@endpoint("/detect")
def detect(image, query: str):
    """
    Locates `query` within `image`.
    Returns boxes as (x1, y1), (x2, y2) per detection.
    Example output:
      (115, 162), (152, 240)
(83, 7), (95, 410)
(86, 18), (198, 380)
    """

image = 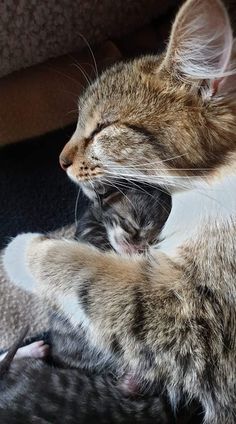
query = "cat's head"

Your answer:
(60, 0), (236, 194)
(101, 188), (171, 255)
